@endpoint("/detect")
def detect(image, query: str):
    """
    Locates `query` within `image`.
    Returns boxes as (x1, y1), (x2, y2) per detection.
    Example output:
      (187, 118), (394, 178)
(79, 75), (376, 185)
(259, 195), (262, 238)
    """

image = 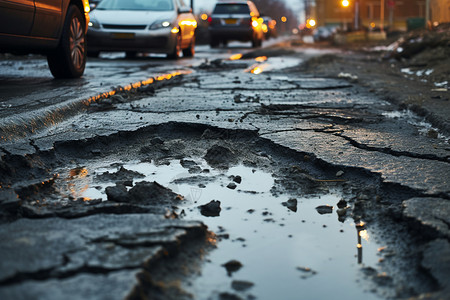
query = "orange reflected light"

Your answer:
(84, 71), (190, 108)
(255, 56), (267, 62)
(370, 22), (376, 28)
(207, 231), (218, 246)
(357, 243), (362, 248)
(262, 24), (268, 33)
(229, 53), (243, 60)
(171, 27), (180, 34)
(83, 0), (90, 13)
(359, 229), (370, 242)
(251, 67), (263, 75)
(356, 221), (366, 228)
(180, 20), (197, 28)
(252, 18), (259, 28)
(69, 168), (88, 179)
(306, 19), (316, 28)
(248, 63), (270, 74)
